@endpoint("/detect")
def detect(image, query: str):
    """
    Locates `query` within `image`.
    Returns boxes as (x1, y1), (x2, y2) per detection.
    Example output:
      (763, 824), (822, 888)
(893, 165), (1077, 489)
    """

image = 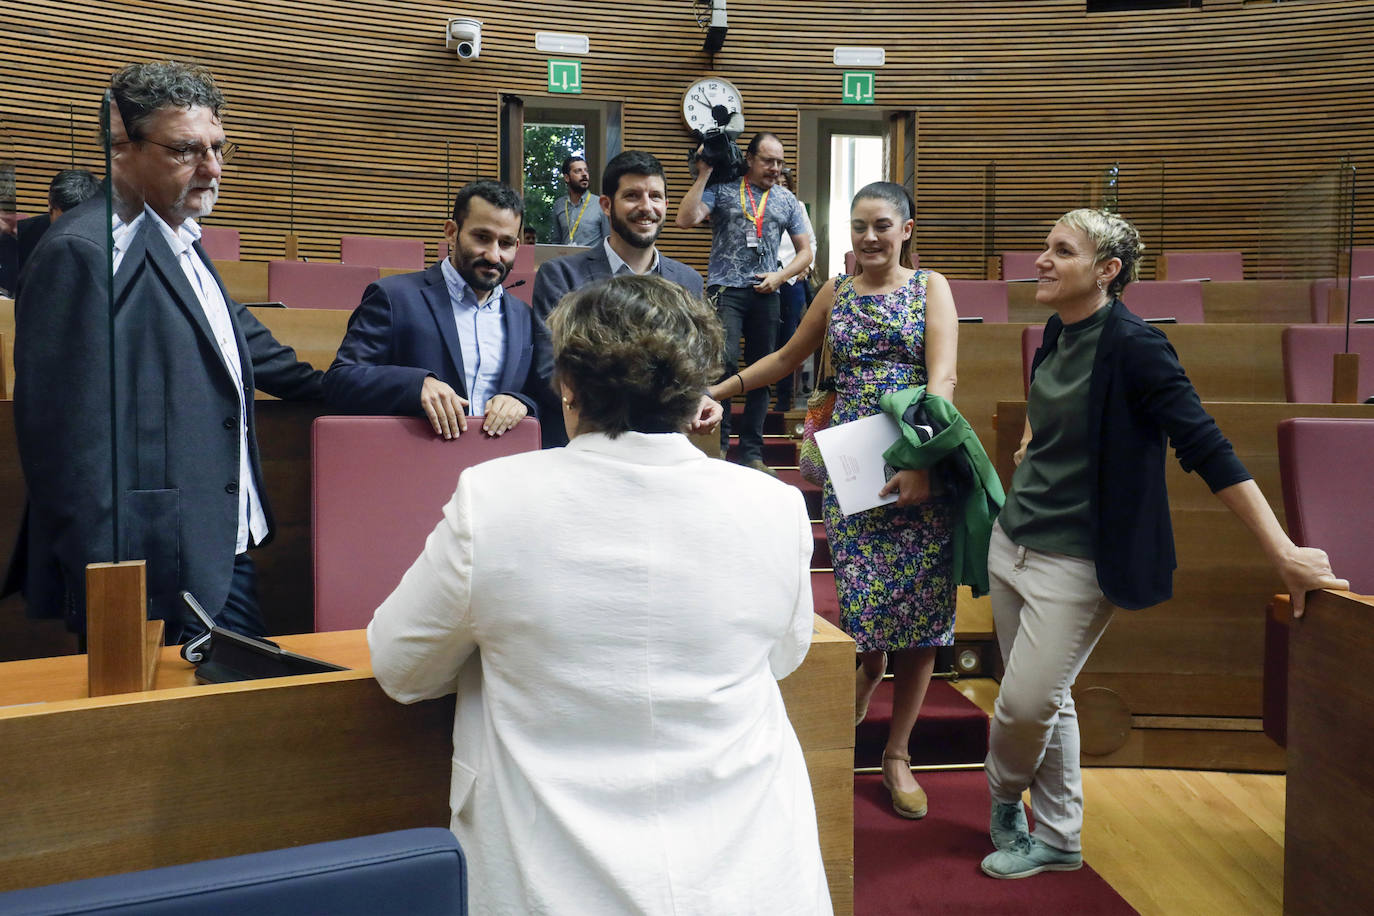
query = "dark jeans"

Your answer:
(775, 280), (808, 409)
(164, 552), (268, 645)
(711, 284), (780, 461)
